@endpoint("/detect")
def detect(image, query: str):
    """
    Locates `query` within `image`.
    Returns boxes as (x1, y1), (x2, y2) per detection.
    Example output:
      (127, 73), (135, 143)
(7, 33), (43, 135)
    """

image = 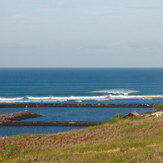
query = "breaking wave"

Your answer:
(91, 89), (139, 95)
(1, 94), (163, 103)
